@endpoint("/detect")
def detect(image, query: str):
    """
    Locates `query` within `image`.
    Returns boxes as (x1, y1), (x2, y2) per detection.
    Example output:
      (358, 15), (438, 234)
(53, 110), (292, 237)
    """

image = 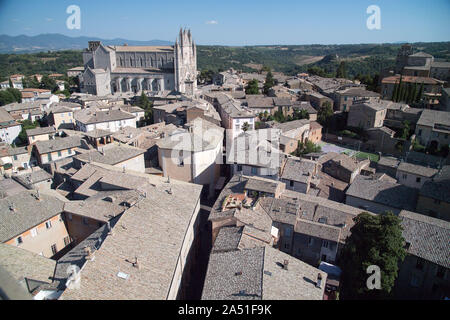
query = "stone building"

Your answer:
(80, 29), (197, 96)
(395, 210), (450, 299)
